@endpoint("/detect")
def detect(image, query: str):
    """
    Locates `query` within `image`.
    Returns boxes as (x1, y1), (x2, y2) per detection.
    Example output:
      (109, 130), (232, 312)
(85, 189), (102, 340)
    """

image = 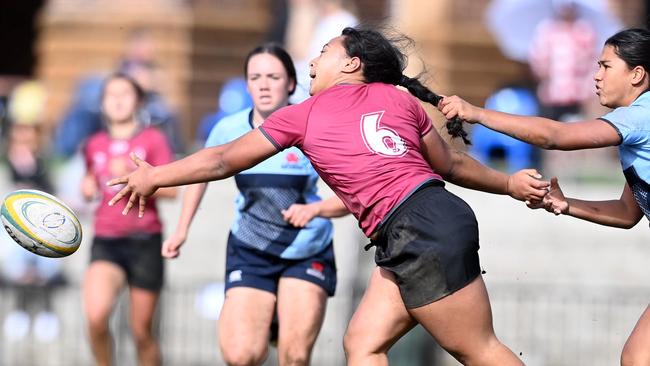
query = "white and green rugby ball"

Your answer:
(1, 189), (82, 258)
